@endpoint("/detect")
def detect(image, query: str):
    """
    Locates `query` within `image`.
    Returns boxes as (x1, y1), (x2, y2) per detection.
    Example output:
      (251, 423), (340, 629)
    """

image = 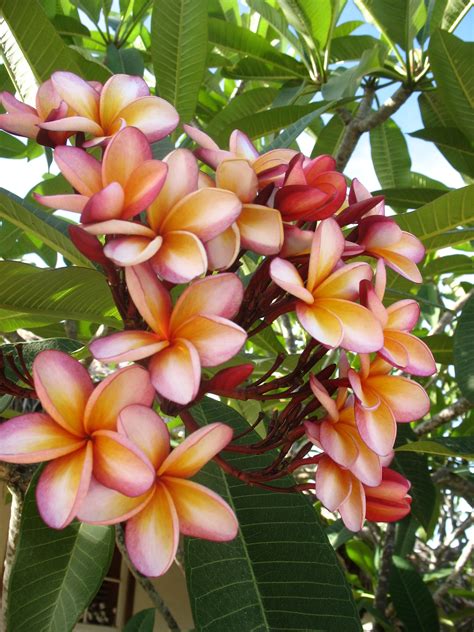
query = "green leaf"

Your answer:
(410, 127), (474, 178)
(454, 293), (474, 402)
(423, 333), (454, 364)
(389, 556), (440, 632)
(106, 44), (144, 76)
(185, 398), (362, 632)
(266, 101), (337, 150)
(312, 113), (346, 157)
(355, 0), (426, 51)
(330, 34), (384, 61)
(1, 338), (82, 383)
(0, 189), (93, 268)
(151, 0), (208, 123)
(326, 520), (354, 550)
(123, 608), (156, 632)
(429, 30), (474, 143)
(279, 0), (333, 49)
(208, 17), (306, 78)
(247, 0), (306, 58)
(251, 326), (285, 354)
(372, 187), (446, 209)
(323, 44), (387, 100)
(430, 0), (472, 35)
(0, 262), (121, 327)
(424, 254), (474, 278)
(395, 184), (474, 251)
(345, 540), (376, 578)
(0, 0), (110, 84)
(370, 118), (411, 188)
(0, 132), (27, 158)
(396, 437), (474, 459)
(7, 471), (115, 632)
(223, 57), (304, 81)
(51, 14), (91, 37)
